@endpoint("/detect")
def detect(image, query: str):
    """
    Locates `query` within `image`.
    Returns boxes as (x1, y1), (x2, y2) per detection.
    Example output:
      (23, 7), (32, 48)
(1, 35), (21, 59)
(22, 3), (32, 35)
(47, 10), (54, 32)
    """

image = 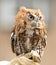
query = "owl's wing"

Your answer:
(11, 31), (17, 53)
(11, 30), (23, 56)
